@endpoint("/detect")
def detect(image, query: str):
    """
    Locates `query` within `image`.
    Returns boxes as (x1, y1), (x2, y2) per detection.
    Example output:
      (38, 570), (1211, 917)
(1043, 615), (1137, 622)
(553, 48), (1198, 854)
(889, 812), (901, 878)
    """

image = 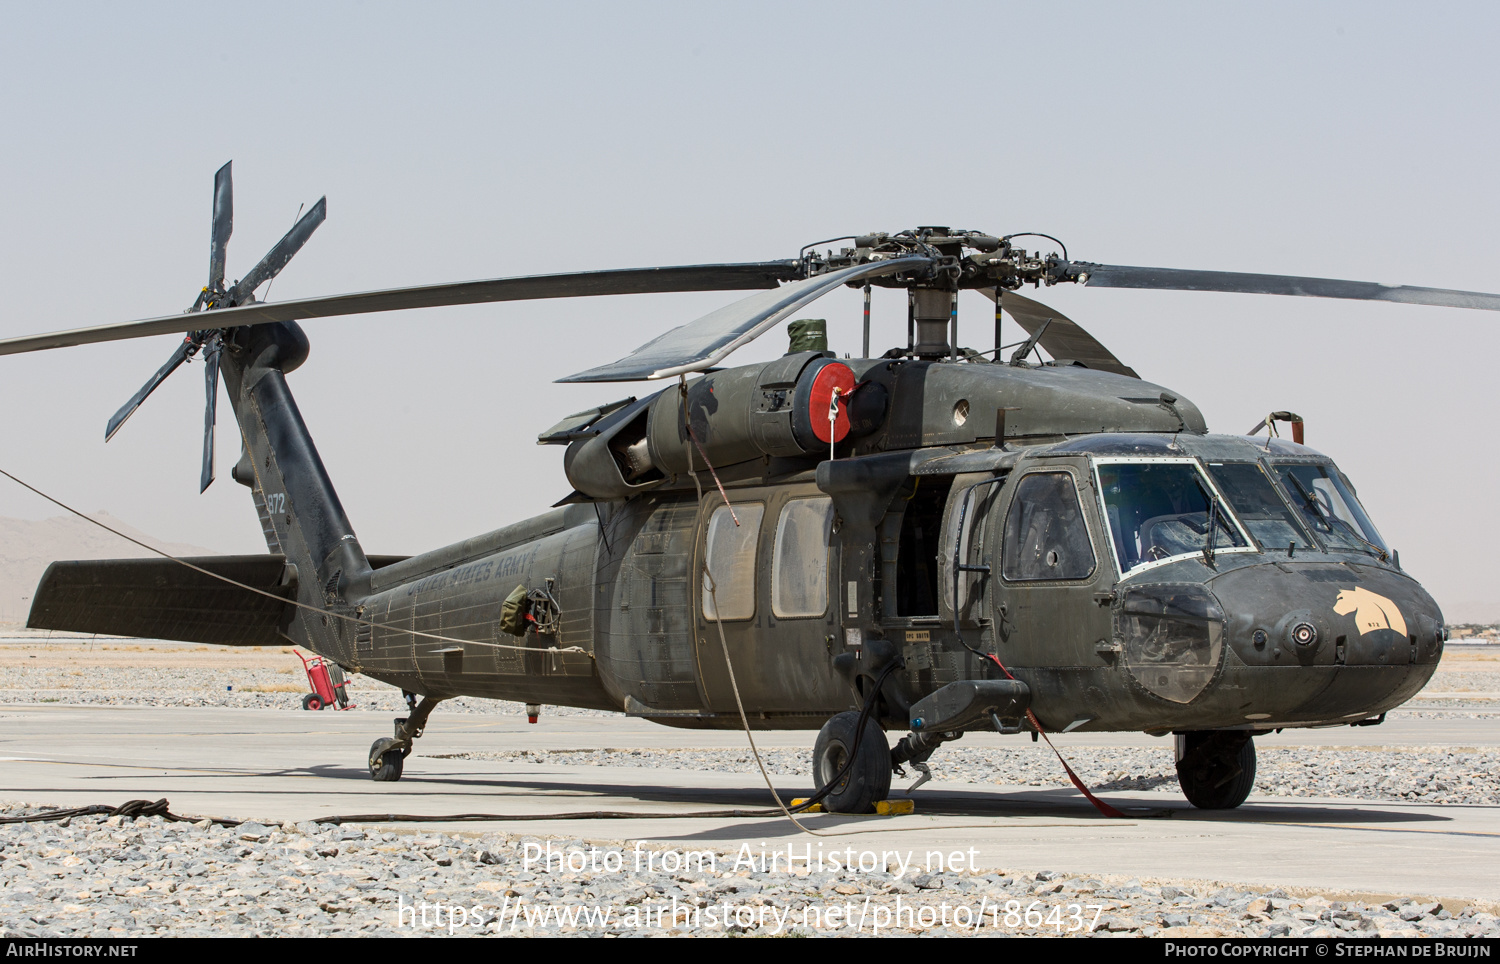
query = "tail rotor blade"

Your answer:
(199, 340), (220, 492)
(229, 196), (326, 303)
(105, 338), (196, 442)
(209, 162), (233, 292)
